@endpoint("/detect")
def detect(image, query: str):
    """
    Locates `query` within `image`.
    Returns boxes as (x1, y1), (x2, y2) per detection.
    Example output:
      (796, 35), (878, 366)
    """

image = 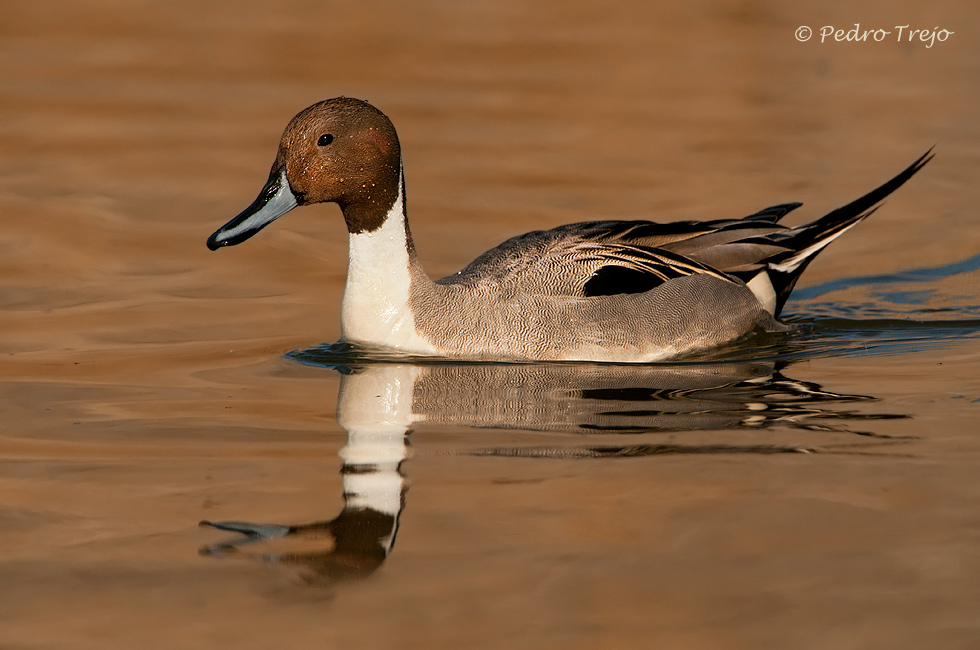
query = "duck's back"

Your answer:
(434, 211), (798, 301)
